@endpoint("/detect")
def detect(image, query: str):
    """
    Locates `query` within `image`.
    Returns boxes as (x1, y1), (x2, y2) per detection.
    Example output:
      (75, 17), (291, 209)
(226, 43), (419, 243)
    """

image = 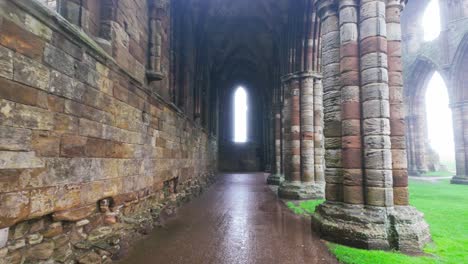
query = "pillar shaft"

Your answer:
(451, 103), (468, 184)
(360, 0), (393, 207)
(313, 0), (430, 252)
(319, 0), (343, 202)
(314, 78), (325, 184)
(274, 108), (282, 175)
(301, 74), (316, 183)
(387, 0), (409, 204)
(267, 103), (285, 185)
(279, 73), (325, 199)
(339, 0), (364, 205)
